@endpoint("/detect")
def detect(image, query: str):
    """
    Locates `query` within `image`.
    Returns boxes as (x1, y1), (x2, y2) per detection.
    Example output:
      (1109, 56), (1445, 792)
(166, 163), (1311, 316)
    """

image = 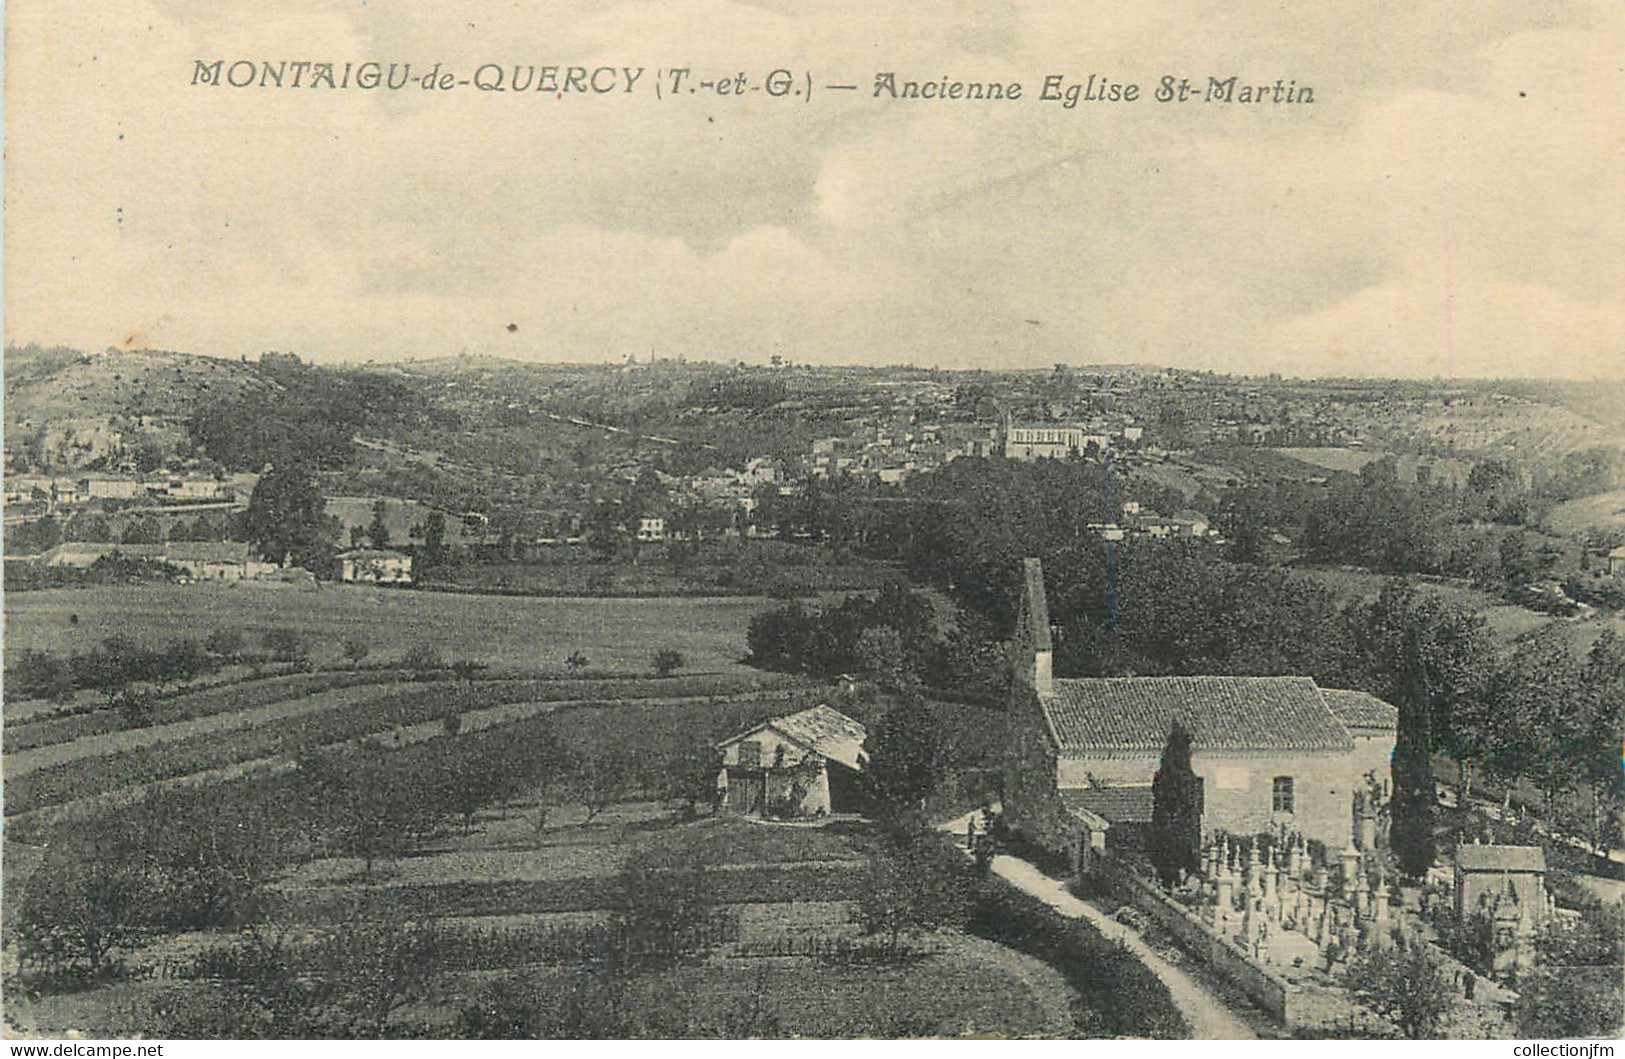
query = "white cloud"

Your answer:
(4, 0), (1621, 377)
